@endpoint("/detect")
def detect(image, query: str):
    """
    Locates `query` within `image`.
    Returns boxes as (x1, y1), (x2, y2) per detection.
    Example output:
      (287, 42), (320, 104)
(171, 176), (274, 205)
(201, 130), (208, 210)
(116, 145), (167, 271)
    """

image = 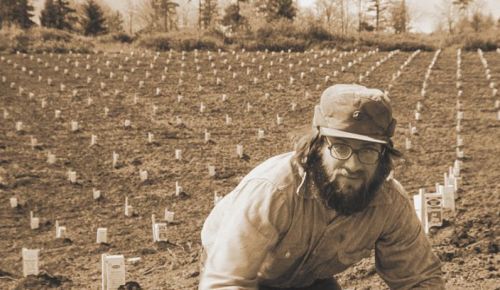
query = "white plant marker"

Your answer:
(208, 165), (216, 177)
(413, 189), (426, 230)
(409, 124), (417, 135)
(30, 136), (38, 149)
(87, 97), (93, 106)
(147, 132), (154, 144)
(30, 211), (39, 230)
(22, 248), (39, 277)
(139, 169), (148, 182)
(236, 144), (244, 158)
(41, 99), (46, 108)
(258, 129), (265, 140)
(101, 254), (125, 290)
(90, 134), (97, 146)
(453, 160), (461, 176)
(10, 197), (18, 208)
(97, 228), (107, 243)
(415, 112), (421, 121)
(93, 188), (101, 200)
(47, 152), (56, 164)
(225, 114), (232, 125)
(440, 184), (456, 213)
(104, 107), (109, 117)
(55, 110), (61, 119)
(124, 197), (133, 217)
(164, 209), (175, 223)
(276, 114), (283, 125)
(151, 214), (156, 241)
(204, 130), (211, 143)
(175, 181), (182, 196)
(153, 222), (168, 242)
(175, 149), (182, 160)
(71, 121), (79, 132)
(16, 121), (23, 132)
(405, 138), (412, 150)
(424, 192), (443, 233)
(56, 222), (66, 239)
(68, 170), (77, 183)
(124, 119), (131, 128)
(112, 151), (119, 168)
(457, 111), (464, 120)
